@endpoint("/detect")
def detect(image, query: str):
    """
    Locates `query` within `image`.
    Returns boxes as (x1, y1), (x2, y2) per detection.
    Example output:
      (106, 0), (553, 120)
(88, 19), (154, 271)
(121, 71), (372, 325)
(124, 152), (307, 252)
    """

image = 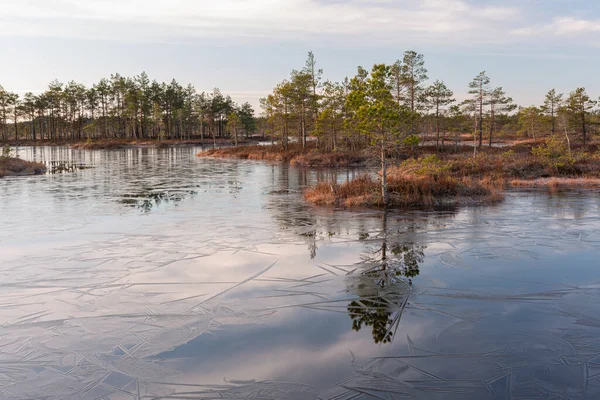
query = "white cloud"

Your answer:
(554, 17), (600, 35)
(512, 17), (600, 38)
(0, 0), (522, 44)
